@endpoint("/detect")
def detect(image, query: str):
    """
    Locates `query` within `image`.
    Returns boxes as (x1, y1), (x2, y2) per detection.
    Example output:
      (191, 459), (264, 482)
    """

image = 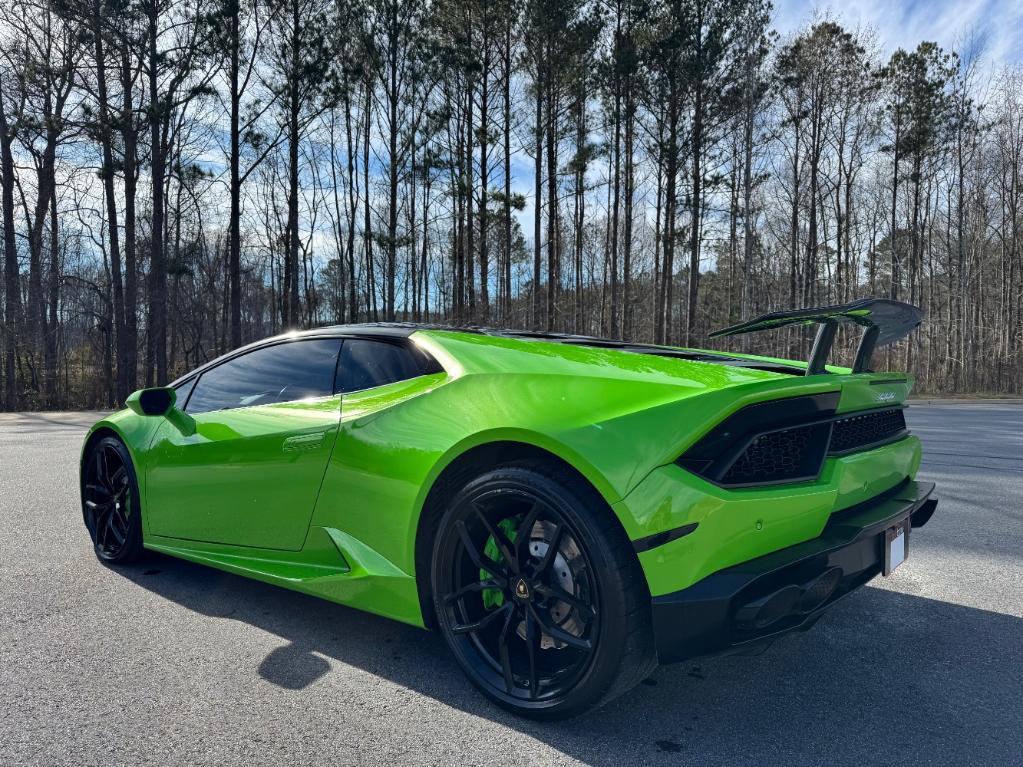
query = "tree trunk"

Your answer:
(789, 120), (800, 312)
(285, 0), (301, 328)
(385, 1), (399, 321)
(478, 33), (490, 325)
(741, 82), (755, 332)
(502, 21), (512, 323)
(0, 88), (20, 409)
(362, 78), (376, 321)
(609, 46), (622, 337)
(532, 78), (542, 329)
(45, 181), (60, 406)
(229, 5), (242, 347)
(545, 76), (557, 332)
(890, 107), (901, 300)
(120, 42), (139, 393)
(465, 72), (475, 320)
(622, 75), (635, 340)
(147, 4), (167, 384)
(686, 81), (703, 346)
(94, 3), (127, 401)
(344, 86), (358, 322)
